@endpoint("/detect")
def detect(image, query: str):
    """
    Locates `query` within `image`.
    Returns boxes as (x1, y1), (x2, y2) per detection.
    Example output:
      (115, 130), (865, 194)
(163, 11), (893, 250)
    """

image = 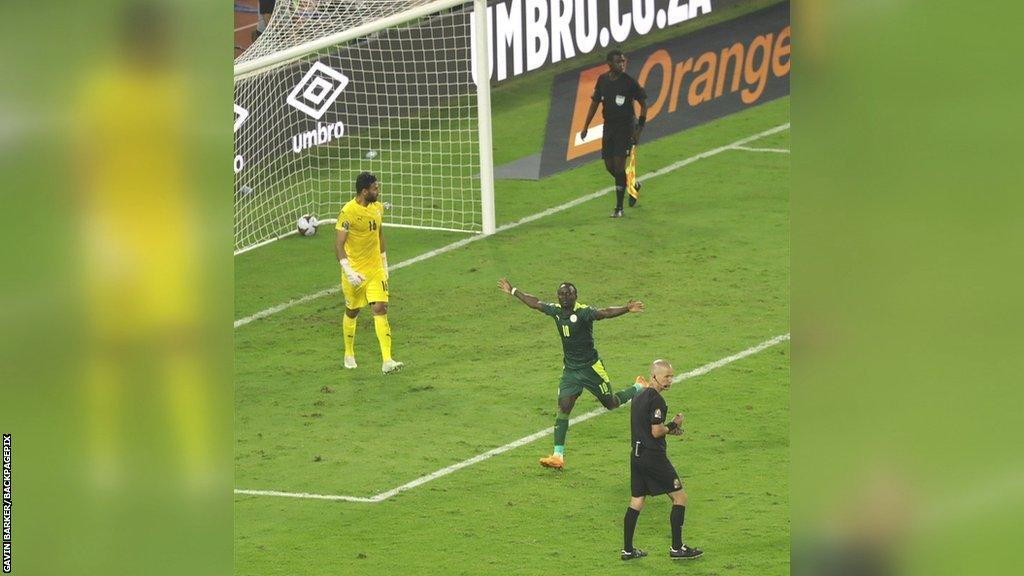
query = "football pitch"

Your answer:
(235, 38), (789, 576)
